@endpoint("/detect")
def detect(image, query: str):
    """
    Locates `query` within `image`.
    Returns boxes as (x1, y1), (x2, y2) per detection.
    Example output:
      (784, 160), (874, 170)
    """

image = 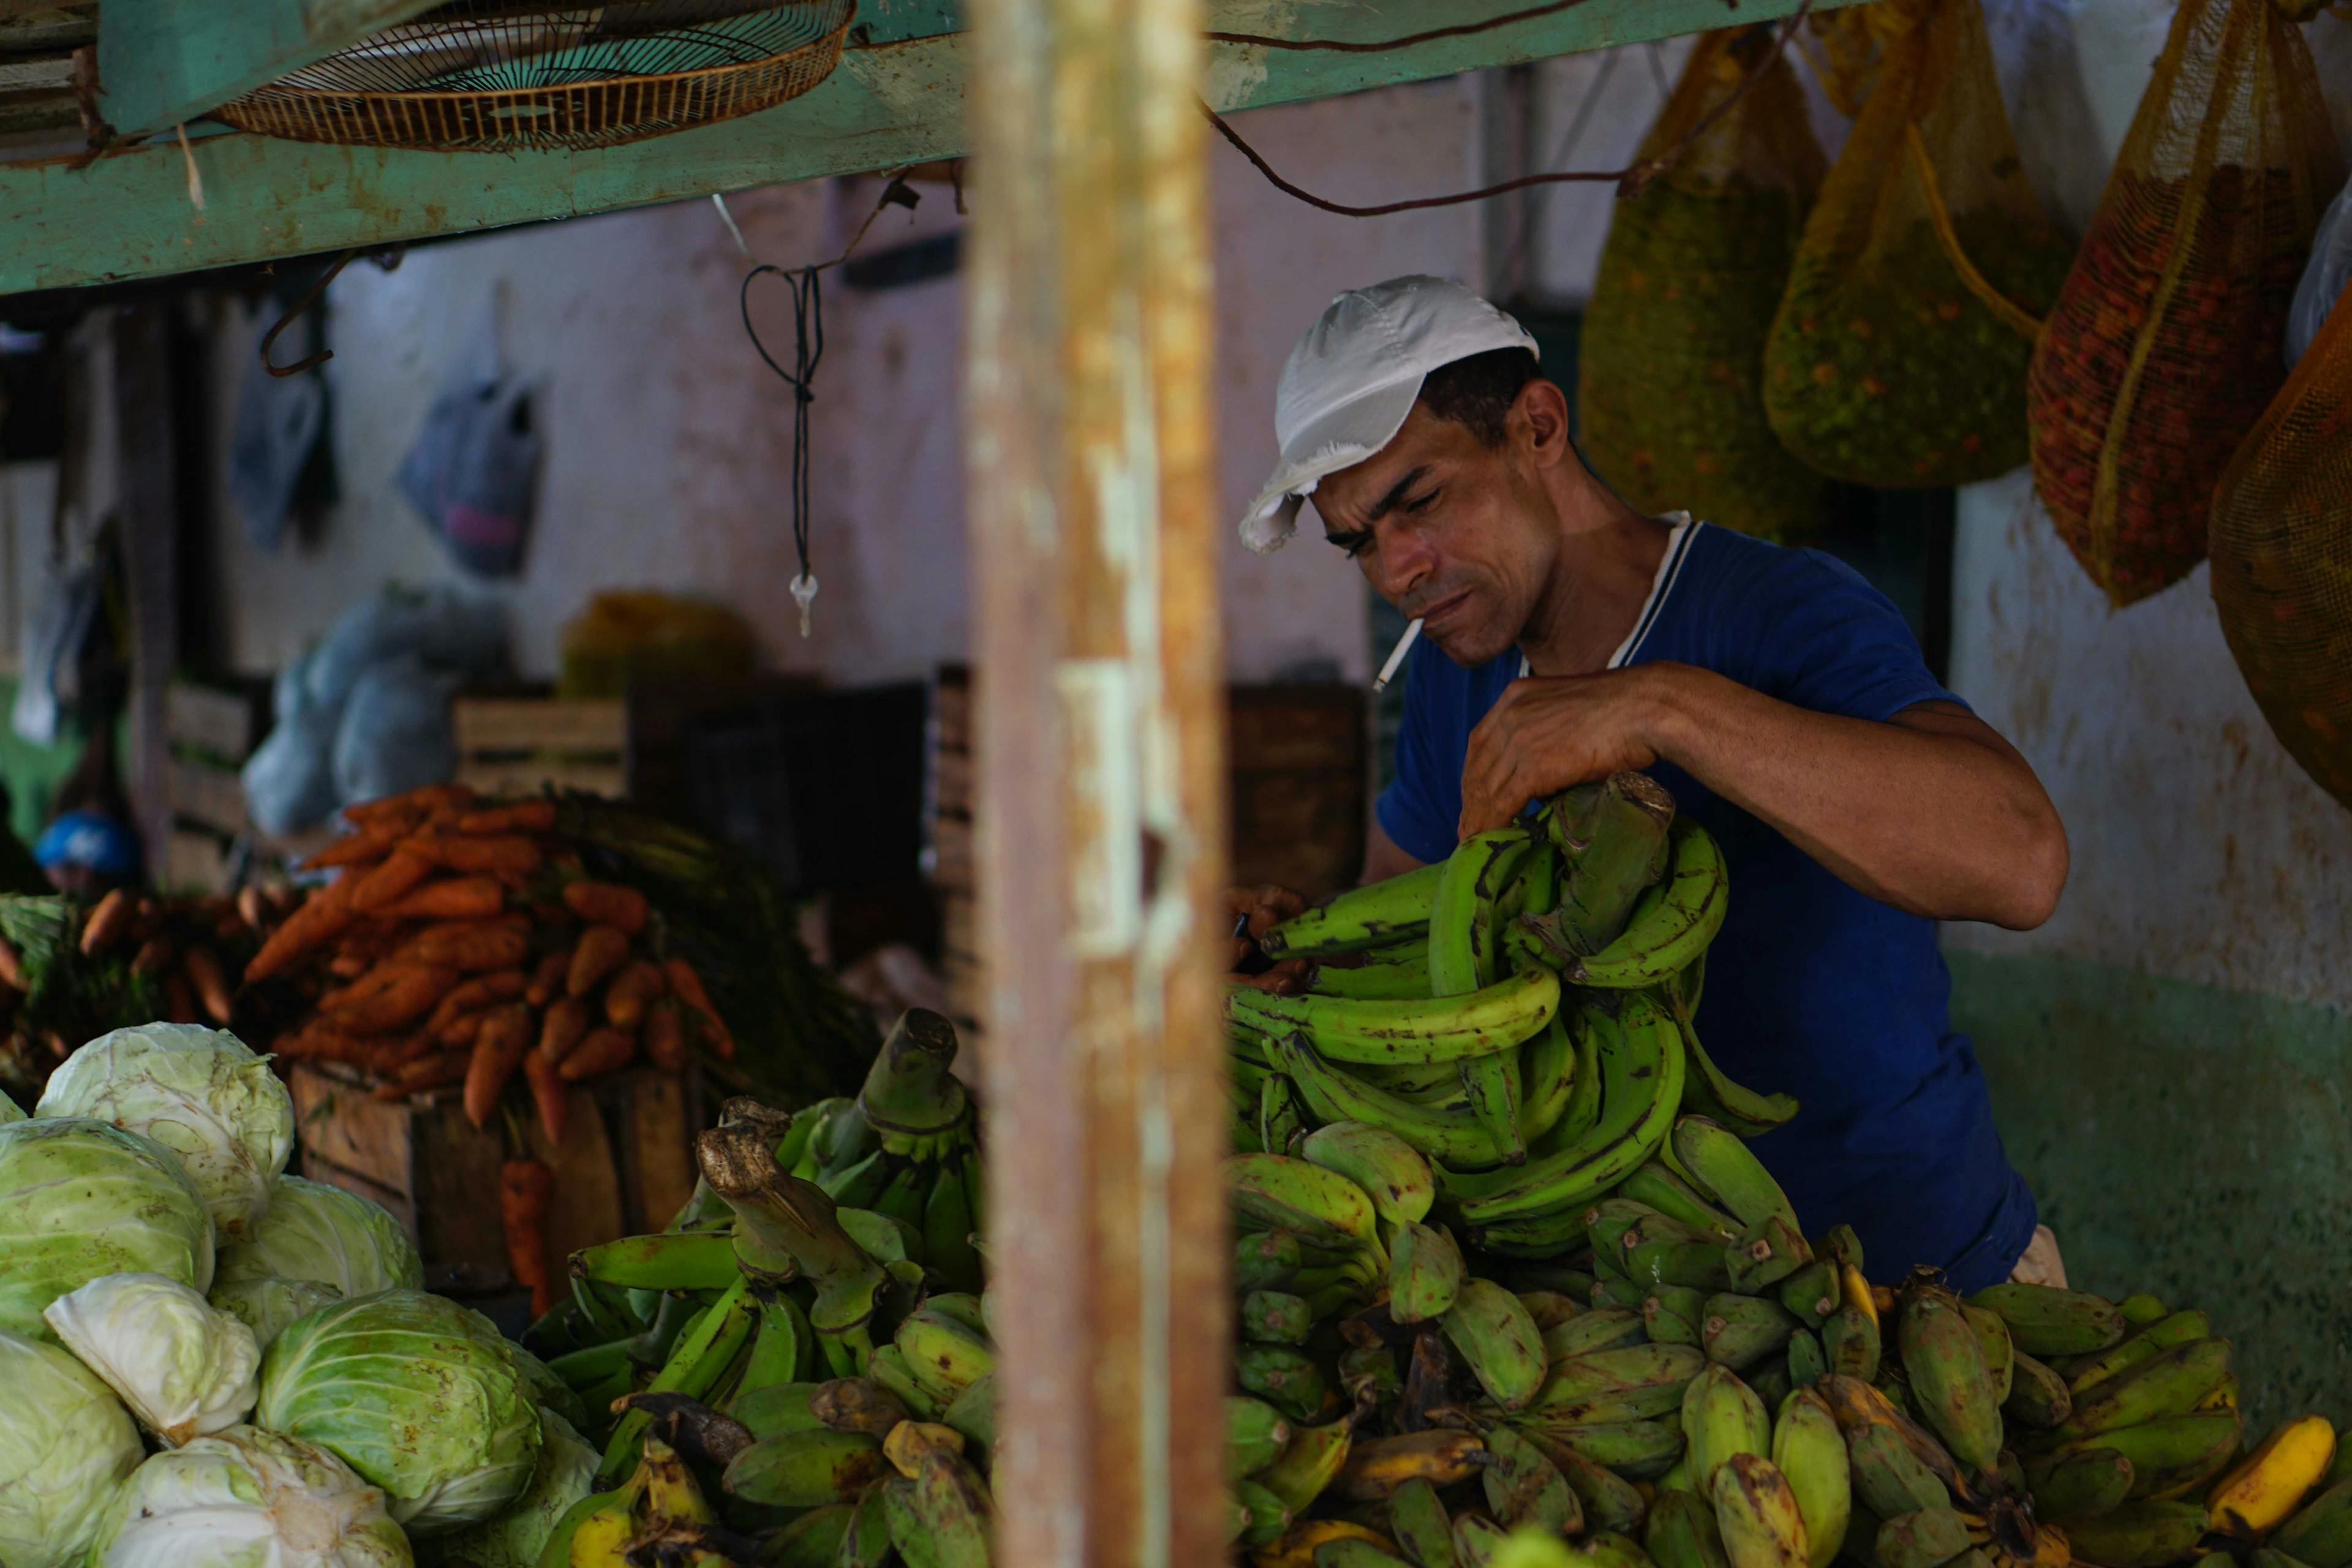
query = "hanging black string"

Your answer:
(740, 263), (824, 625)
